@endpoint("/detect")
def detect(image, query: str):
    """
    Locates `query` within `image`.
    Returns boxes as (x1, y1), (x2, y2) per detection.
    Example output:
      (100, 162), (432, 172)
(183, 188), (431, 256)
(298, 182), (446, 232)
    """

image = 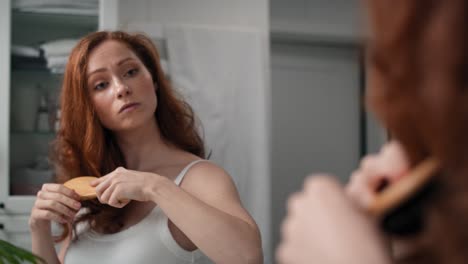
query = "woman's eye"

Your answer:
(94, 82), (108, 90)
(125, 68), (138, 77)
